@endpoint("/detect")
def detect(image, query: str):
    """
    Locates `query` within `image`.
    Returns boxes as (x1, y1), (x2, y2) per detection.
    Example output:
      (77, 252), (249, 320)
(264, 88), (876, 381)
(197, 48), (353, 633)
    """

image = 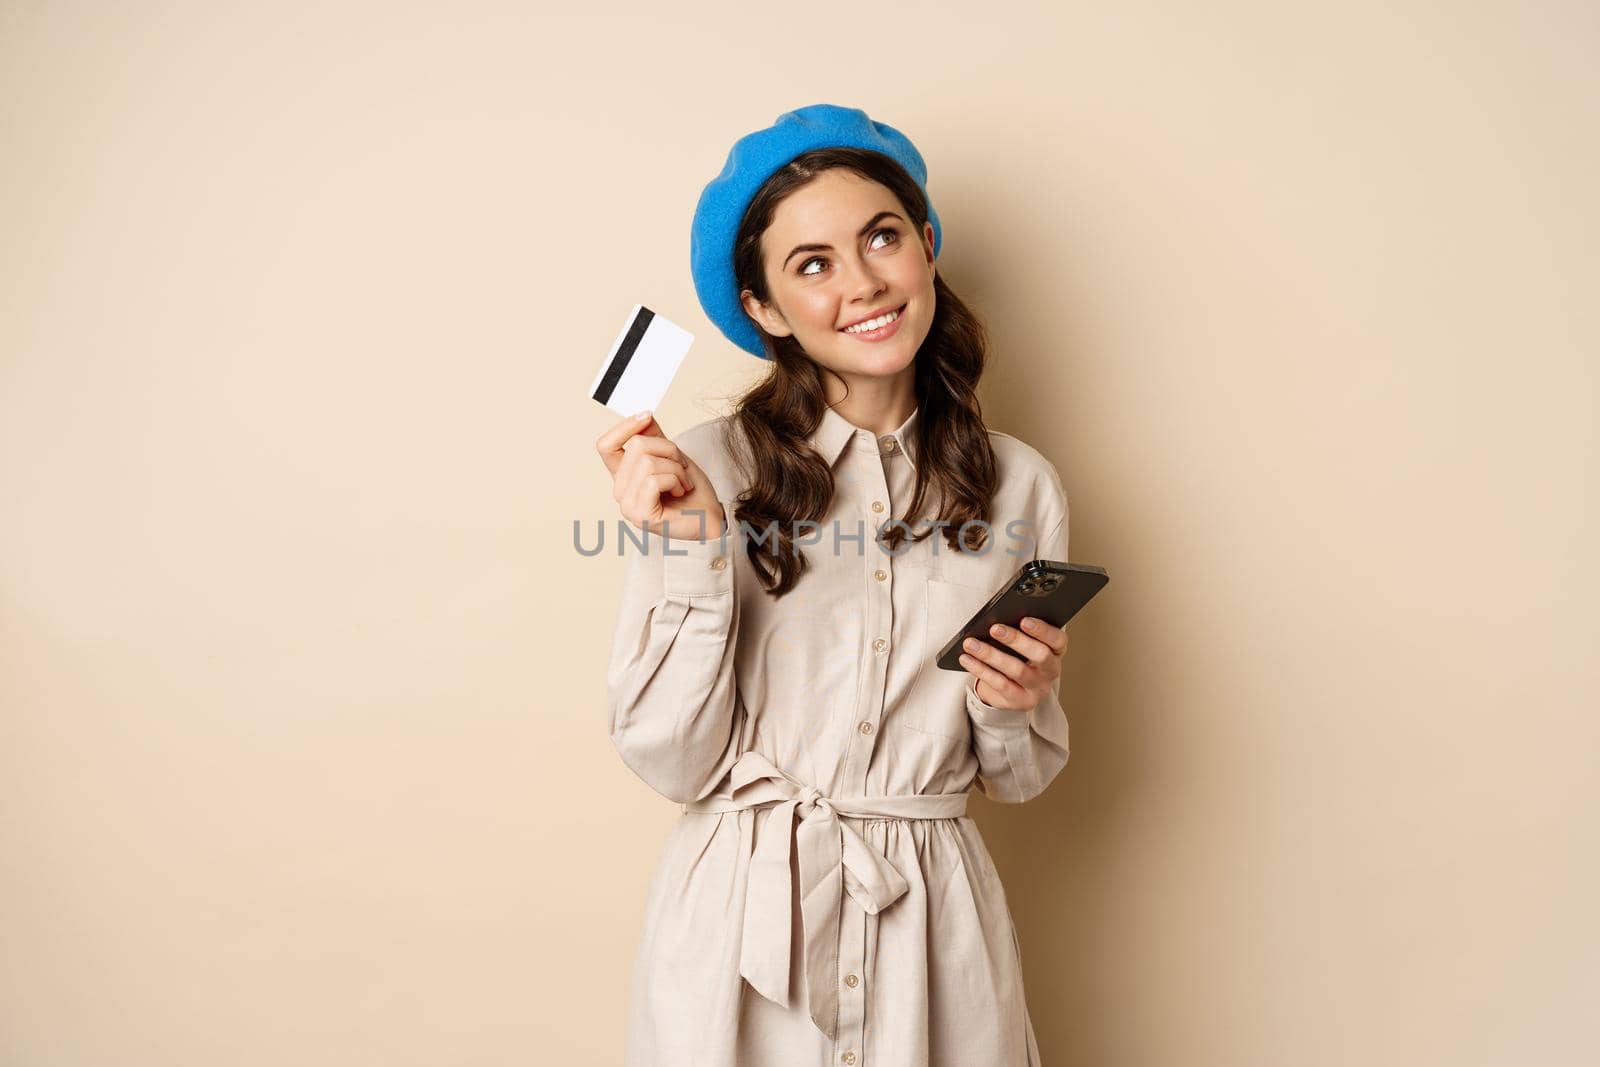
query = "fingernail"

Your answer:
(634, 410), (651, 421)
(991, 624), (1008, 637)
